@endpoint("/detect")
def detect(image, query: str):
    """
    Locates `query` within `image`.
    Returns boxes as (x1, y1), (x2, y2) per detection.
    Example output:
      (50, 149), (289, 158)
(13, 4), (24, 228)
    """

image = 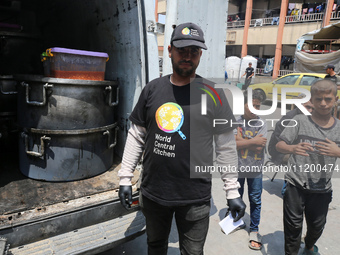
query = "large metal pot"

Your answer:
(0, 75), (17, 116)
(19, 123), (118, 181)
(16, 75), (119, 130)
